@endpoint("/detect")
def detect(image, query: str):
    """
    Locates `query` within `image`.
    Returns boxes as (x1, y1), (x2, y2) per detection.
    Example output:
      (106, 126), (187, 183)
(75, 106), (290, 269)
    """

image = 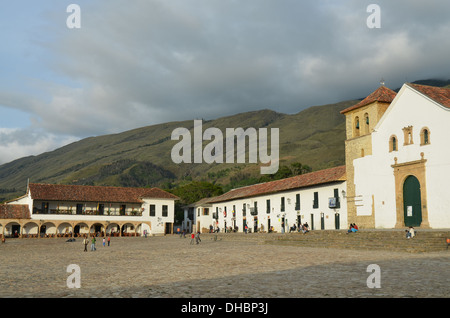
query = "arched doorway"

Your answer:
(121, 223), (135, 236)
(74, 223), (89, 237)
(106, 223), (120, 236)
(6, 222), (21, 238)
(90, 223), (105, 237)
(57, 223), (73, 237)
(403, 175), (422, 227)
